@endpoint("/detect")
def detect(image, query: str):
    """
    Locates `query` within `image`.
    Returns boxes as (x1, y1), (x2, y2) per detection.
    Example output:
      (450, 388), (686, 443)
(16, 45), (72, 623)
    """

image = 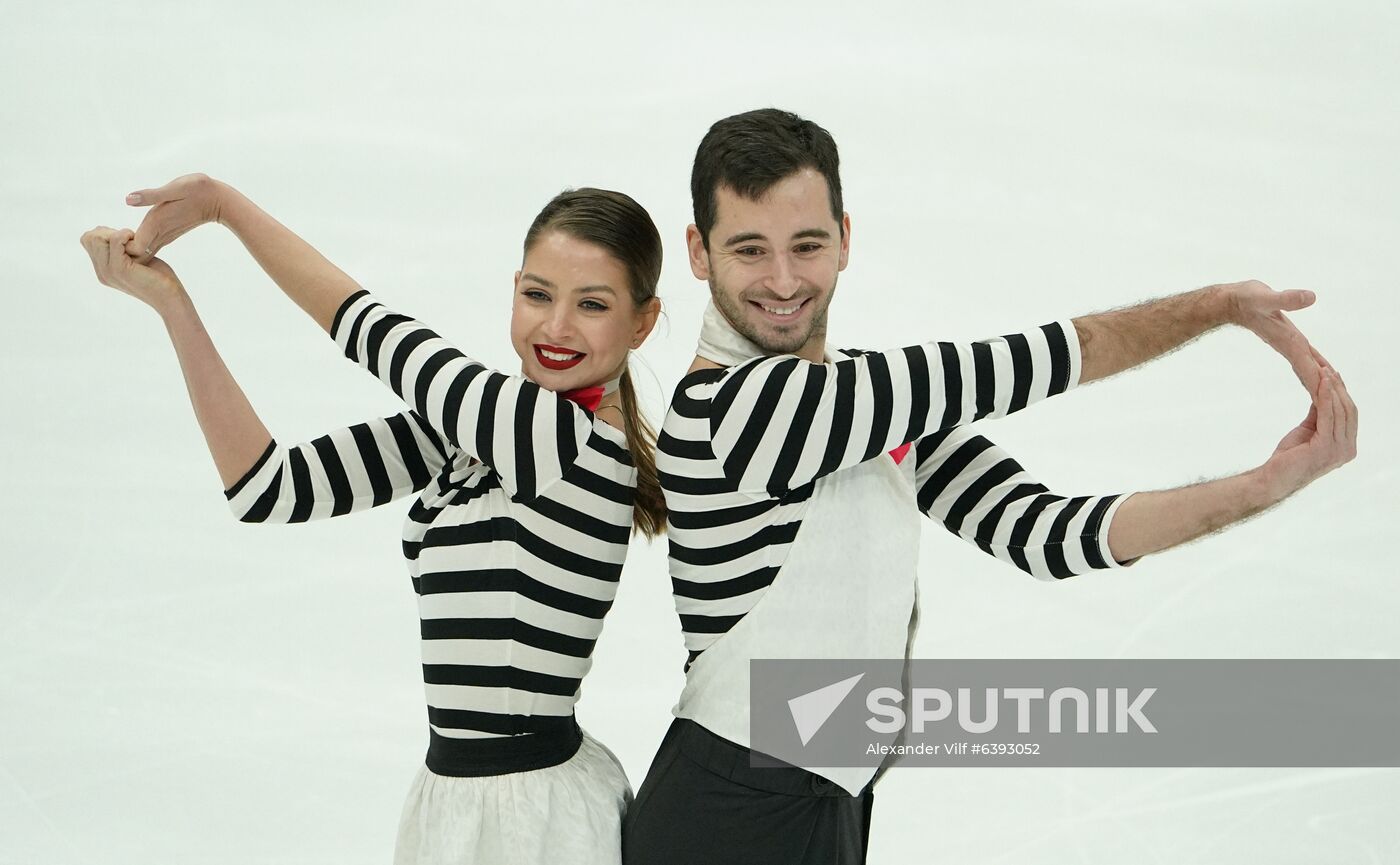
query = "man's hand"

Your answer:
(1076, 279), (1317, 387)
(80, 226), (186, 314)
(1258, 349), (1358, 501)
(1103, 344), (1356, 563)
(1219, 279), (1321, 394)
(123, 173), (227, 264)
